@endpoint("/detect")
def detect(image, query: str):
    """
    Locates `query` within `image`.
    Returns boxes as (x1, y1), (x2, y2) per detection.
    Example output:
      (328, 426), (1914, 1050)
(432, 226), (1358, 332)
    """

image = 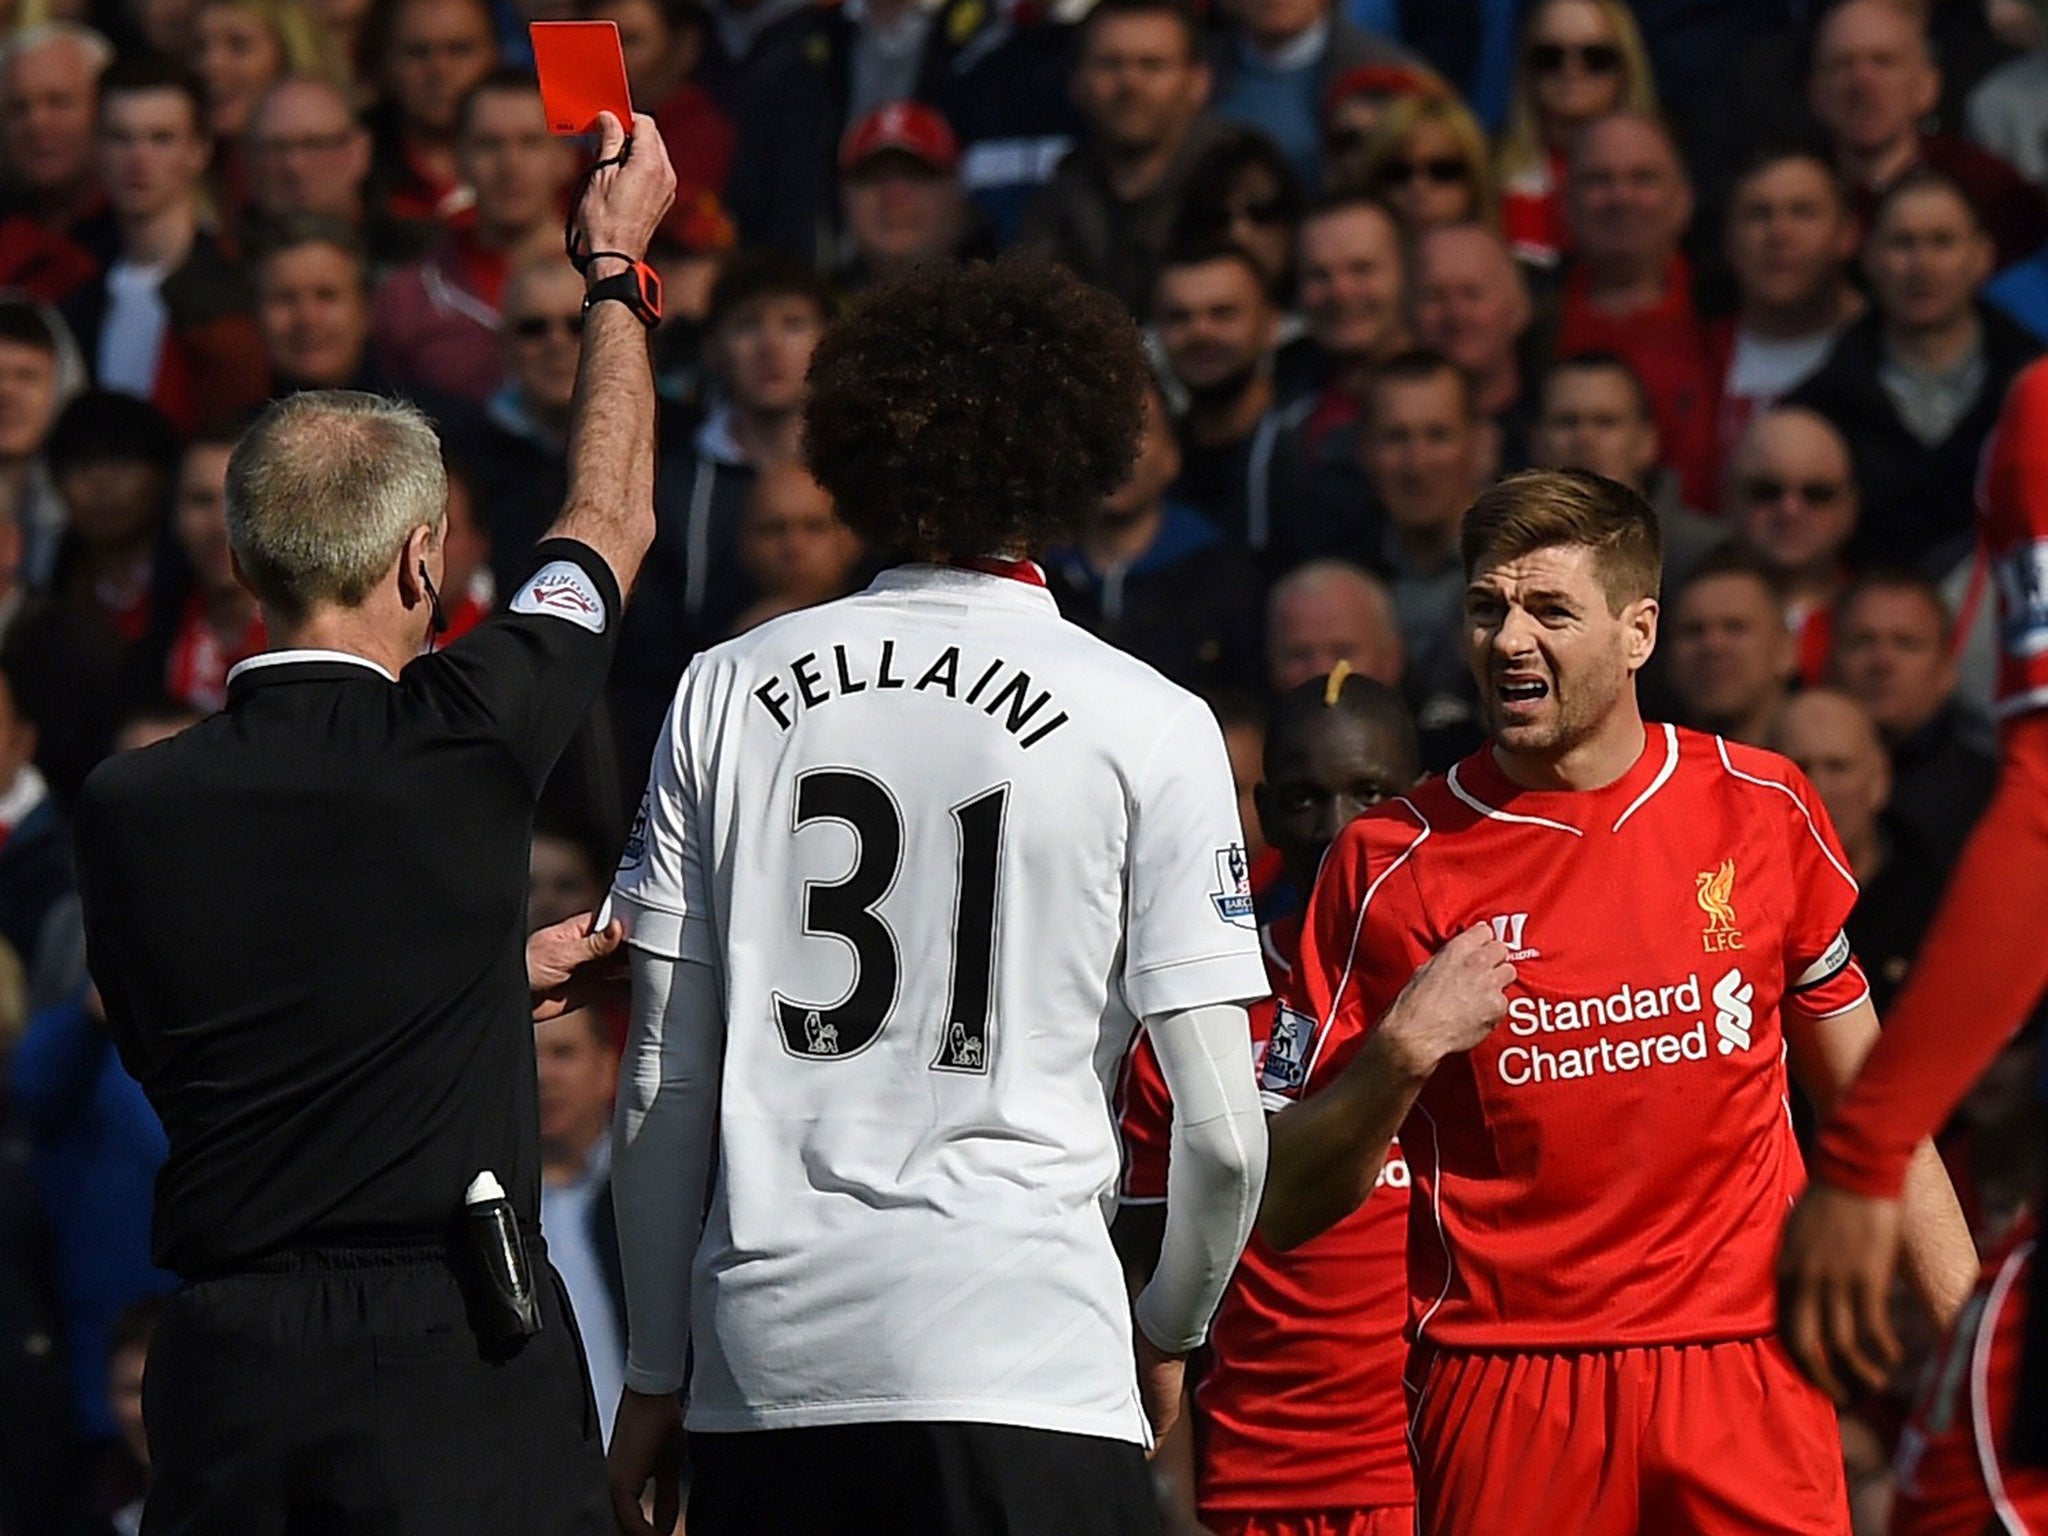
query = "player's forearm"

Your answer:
(612, 950), (722, 1395)
(1258, 1030), (1422, 1252)
(1896, 1138), (1976, 1331)
(1135, 1004), (1267, 1354)
(549, 292), (657, 597)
